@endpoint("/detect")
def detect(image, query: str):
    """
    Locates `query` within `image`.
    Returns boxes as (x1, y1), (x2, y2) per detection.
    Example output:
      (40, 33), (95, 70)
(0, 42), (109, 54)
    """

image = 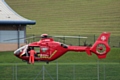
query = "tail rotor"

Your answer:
(86, 32), (111, 59)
